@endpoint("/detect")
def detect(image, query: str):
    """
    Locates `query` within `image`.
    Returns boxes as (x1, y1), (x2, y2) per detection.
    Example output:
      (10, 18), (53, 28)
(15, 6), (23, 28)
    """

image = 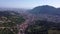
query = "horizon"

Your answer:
(0, 0), (60, 9)
(0, 5), (60, 9)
